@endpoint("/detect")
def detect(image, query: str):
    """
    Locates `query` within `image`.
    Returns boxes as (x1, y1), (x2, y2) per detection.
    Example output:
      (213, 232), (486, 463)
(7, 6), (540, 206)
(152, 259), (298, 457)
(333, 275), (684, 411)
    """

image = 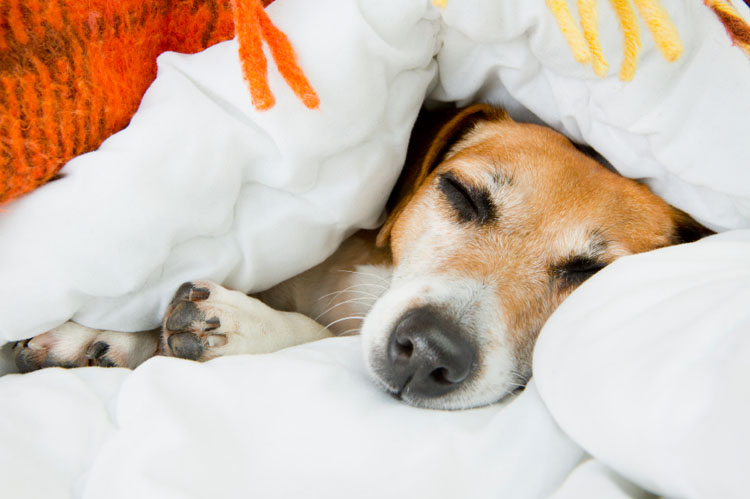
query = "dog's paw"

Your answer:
(162, 281), (333, 361)
(12, 322), (159, 373)
(161, 281), (228, 361)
